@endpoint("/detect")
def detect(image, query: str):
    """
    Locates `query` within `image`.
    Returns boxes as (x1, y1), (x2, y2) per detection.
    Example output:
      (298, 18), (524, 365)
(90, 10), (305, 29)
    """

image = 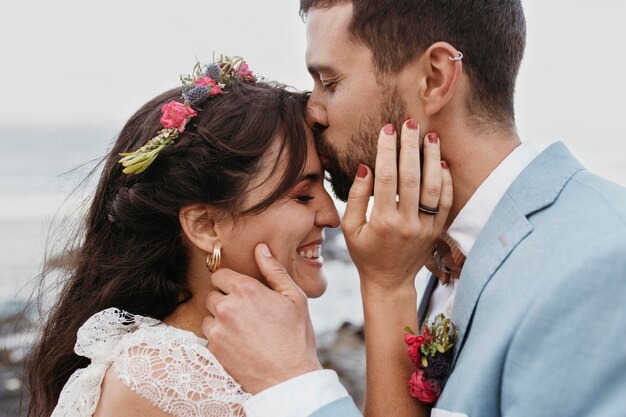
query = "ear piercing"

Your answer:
(449, 51), (464, 61)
